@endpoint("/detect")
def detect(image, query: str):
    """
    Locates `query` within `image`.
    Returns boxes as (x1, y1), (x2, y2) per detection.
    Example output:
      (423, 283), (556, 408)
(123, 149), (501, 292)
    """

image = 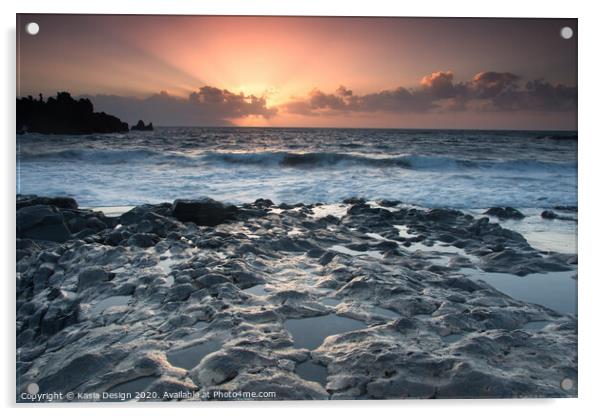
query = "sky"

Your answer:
(17, 14), (577, 129)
